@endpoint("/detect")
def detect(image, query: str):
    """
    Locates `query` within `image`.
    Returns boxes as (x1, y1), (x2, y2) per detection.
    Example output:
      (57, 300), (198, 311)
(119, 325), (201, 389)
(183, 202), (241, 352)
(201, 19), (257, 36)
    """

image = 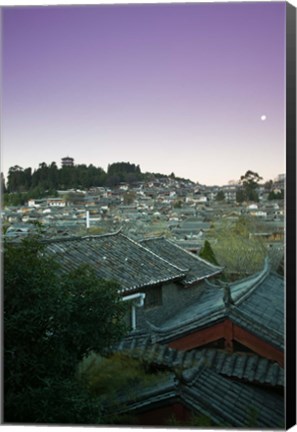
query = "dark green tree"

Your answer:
(236, 189), (246, 203)
(7, 165), (31, 193)
(215, 191), (225, 201)
(237, 170), (263, 202)
(48, 161), (59, 189)
(264, 180), (274, 191)
(4, 237), (128, 424)
(107, 162), (142, 185)
(199, 240), (220, 266)
(1, 172), (7, 193)
(268, 189), (284, 200)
